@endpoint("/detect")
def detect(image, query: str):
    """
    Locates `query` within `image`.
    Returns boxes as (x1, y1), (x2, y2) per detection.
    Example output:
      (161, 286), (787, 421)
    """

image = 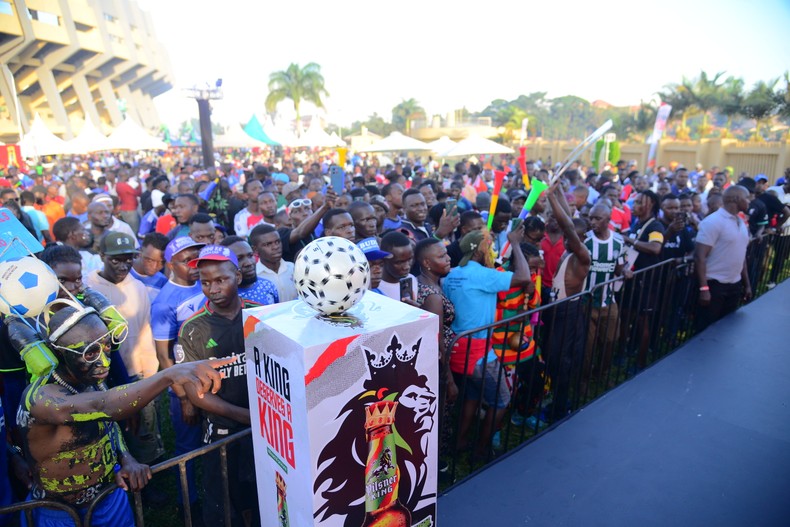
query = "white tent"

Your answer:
(357, 132), (432, 153)
(214, 124), (268, 148)
(262, 115), (299, 148)
(296, 118), (337, 148)
(438, 135), (514, 157)
(19, 114), (74, 157)
(105, 117), (167, 151)
(67, 118), (110, 153)
(428, 135), (456, 154)
(329, 131), (346, 147)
